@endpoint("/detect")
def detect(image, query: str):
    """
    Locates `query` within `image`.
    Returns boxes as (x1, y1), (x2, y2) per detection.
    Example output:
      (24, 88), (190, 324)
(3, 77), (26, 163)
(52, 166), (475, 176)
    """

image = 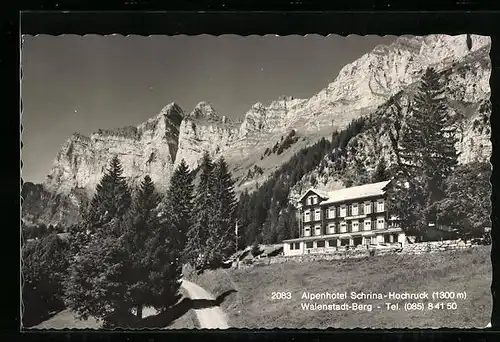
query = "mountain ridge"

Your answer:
(22, 33), (492, 227)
